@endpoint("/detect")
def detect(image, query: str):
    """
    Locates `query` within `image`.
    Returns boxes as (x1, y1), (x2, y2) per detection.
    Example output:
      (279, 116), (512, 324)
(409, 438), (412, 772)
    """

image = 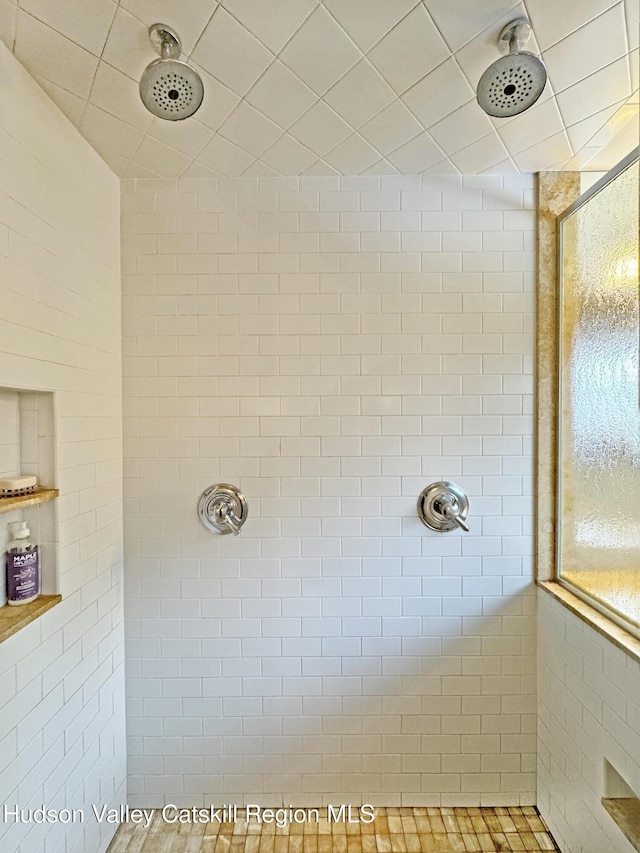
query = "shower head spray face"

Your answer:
(139, 23), (204, 120)
(476, 18), (547, 118)
(140, 58), (204, 120)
